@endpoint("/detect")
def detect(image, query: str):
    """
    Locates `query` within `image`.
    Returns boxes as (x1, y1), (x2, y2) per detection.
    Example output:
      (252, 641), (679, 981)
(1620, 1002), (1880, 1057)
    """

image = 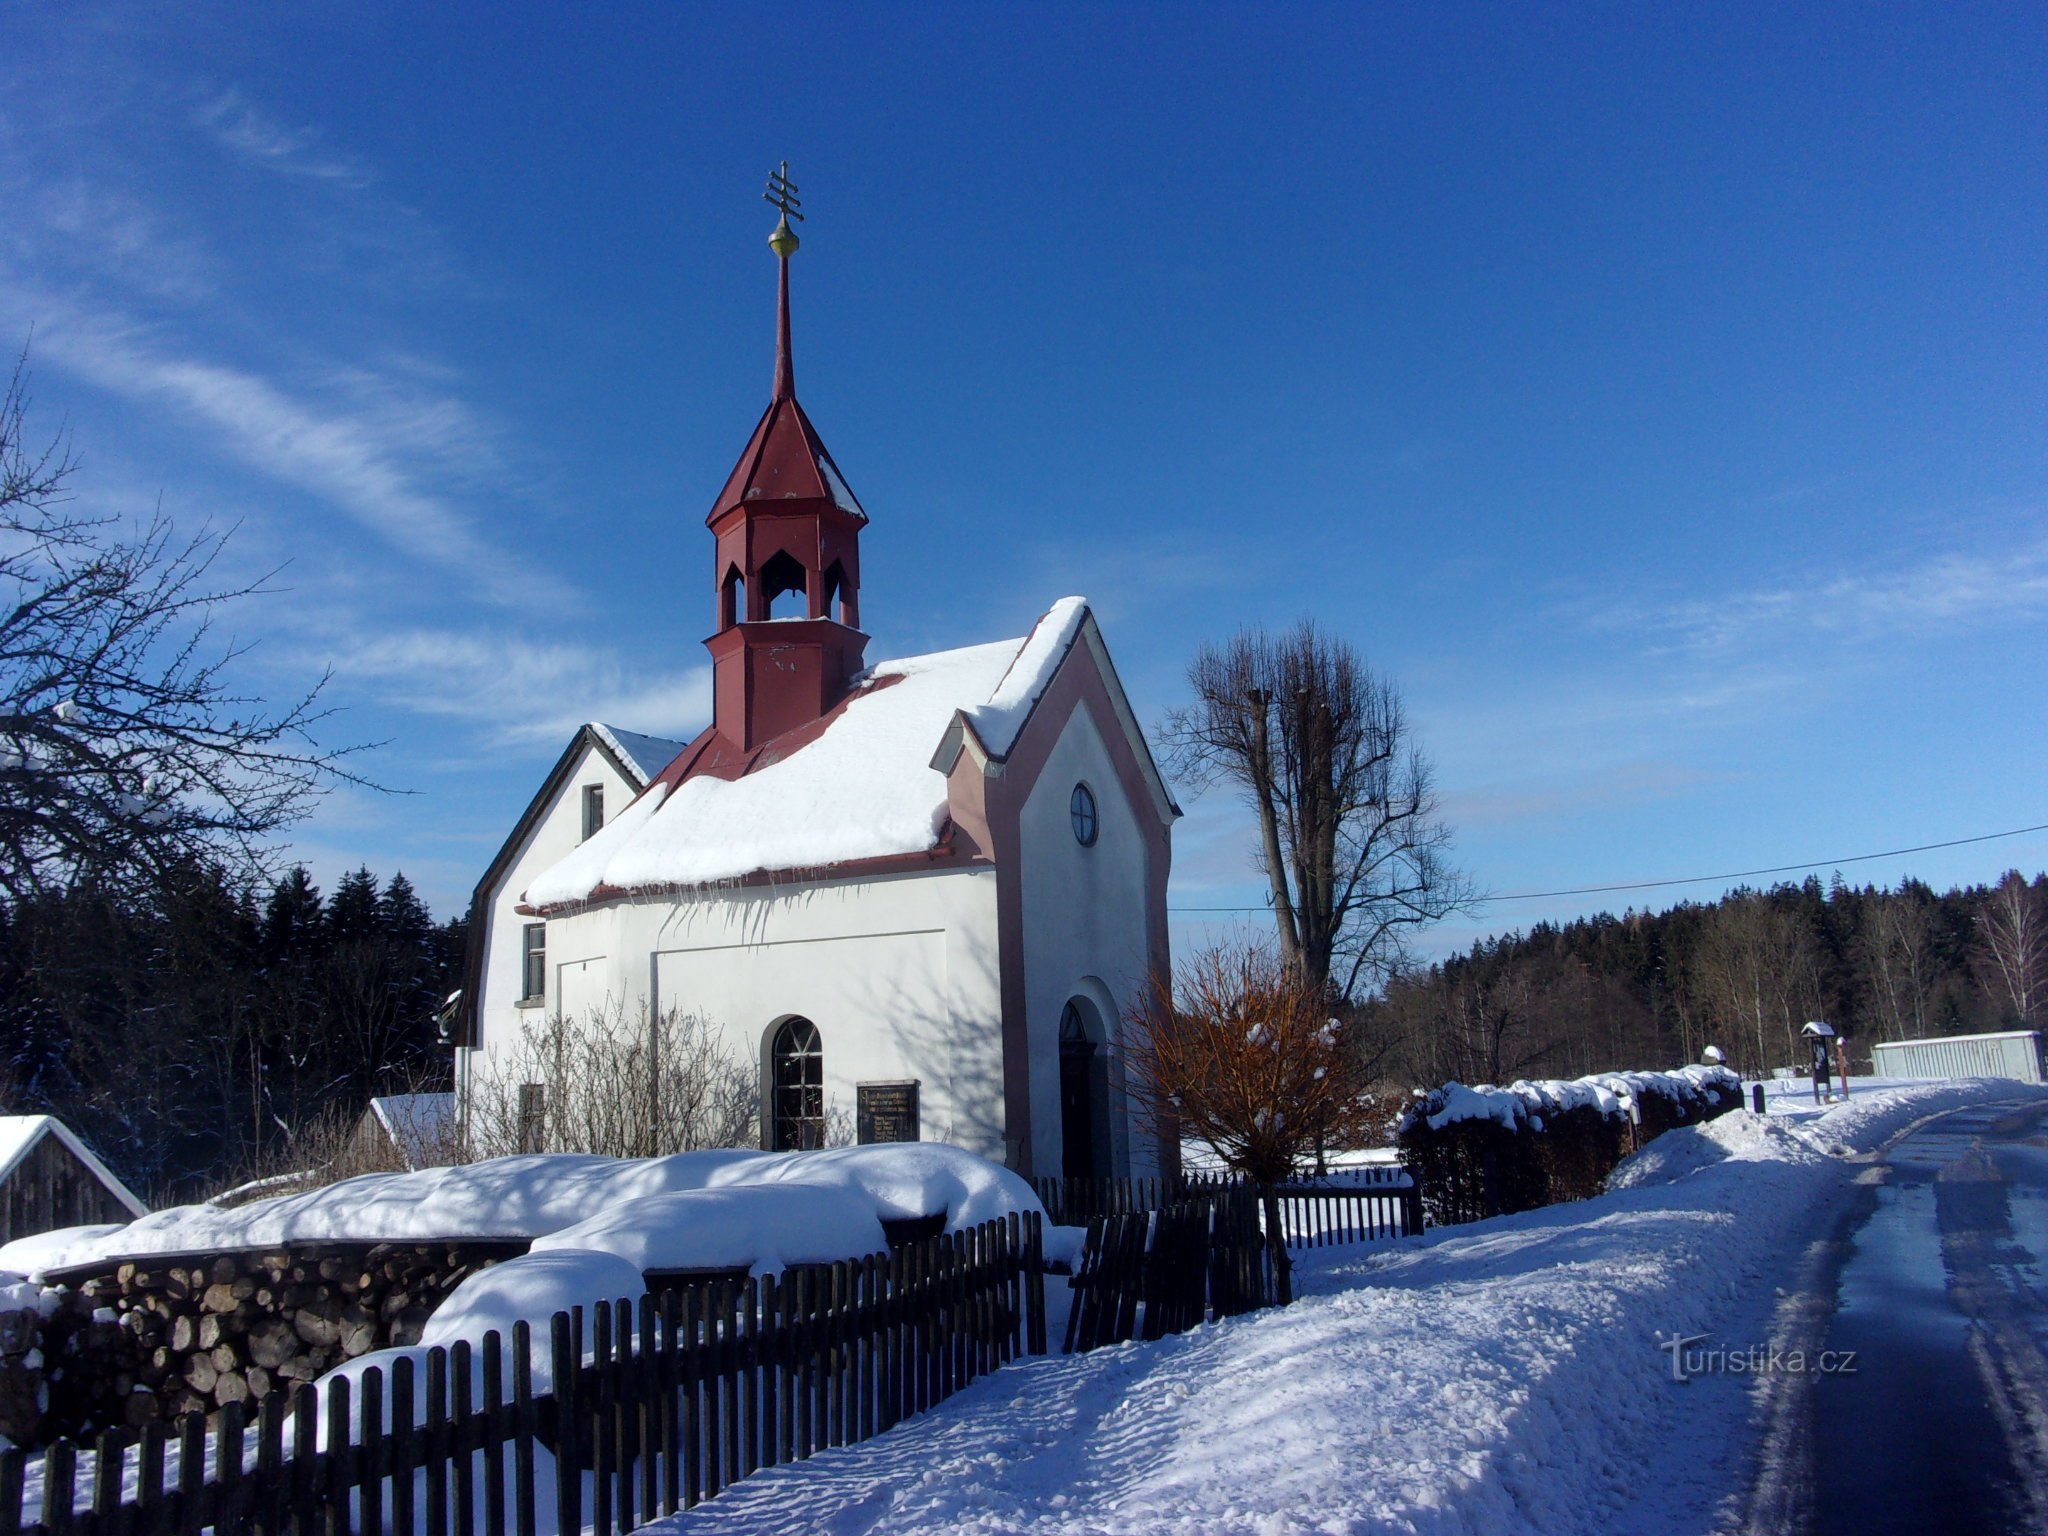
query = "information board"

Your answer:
(857, 1081), (920, 1145)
